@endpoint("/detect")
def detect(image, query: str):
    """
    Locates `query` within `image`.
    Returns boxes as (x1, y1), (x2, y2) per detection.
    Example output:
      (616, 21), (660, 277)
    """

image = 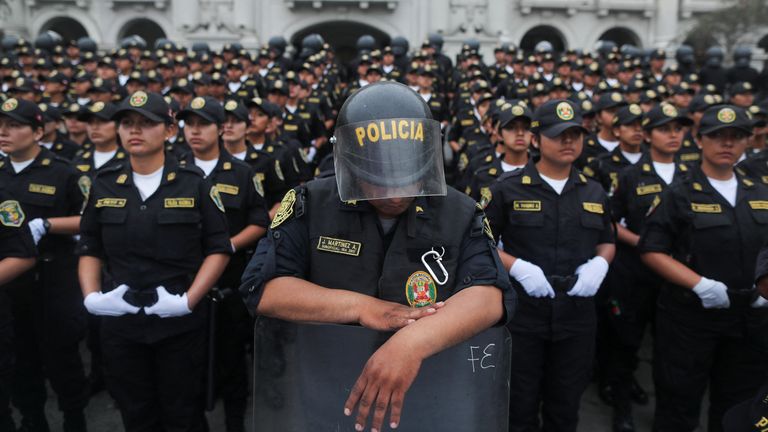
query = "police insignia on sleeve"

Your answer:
(405, 271), (437, 308)
(0, 200), (25, 227)
(252, 174), (265, 197)
(483, 216), (493, 240)
(270, 189), (296, 229)
(78, 175), (91, 199)
(480, 187), (492, 209)
(209, 185), (225, 212)
(274, 160), (284, 181)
